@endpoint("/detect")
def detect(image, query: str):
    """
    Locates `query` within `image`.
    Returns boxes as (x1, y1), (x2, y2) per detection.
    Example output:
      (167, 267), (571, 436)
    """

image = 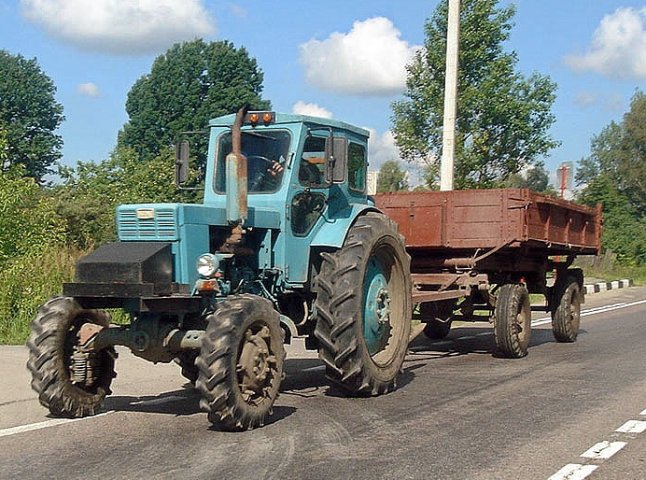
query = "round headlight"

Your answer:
(197, 254), (219, 278)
